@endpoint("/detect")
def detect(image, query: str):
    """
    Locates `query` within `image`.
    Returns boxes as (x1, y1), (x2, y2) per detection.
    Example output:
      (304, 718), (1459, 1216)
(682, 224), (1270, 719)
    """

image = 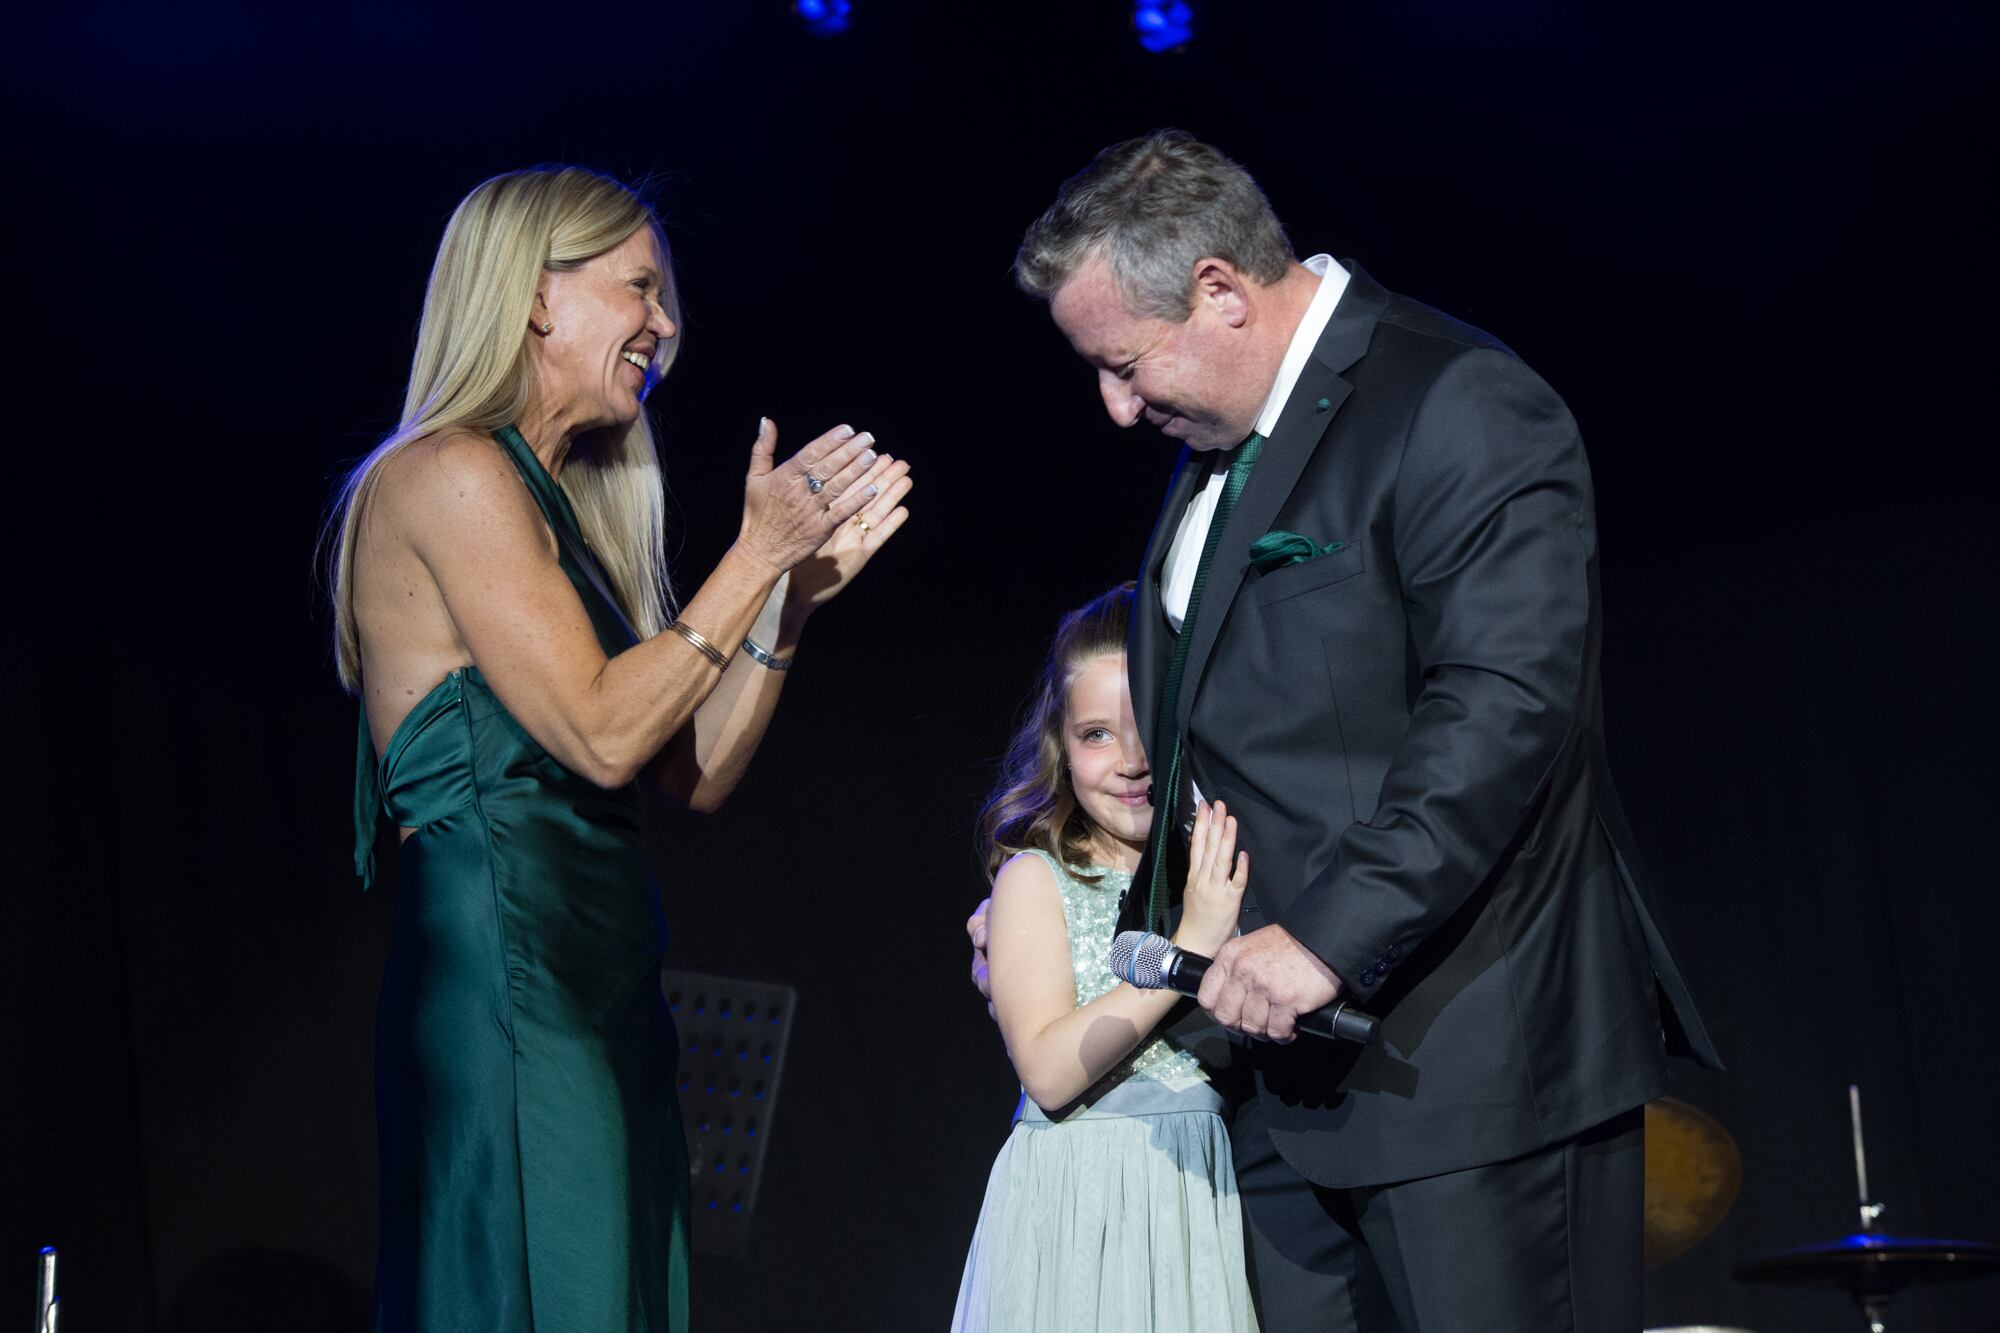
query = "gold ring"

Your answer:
(855, 517), (872, 533)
